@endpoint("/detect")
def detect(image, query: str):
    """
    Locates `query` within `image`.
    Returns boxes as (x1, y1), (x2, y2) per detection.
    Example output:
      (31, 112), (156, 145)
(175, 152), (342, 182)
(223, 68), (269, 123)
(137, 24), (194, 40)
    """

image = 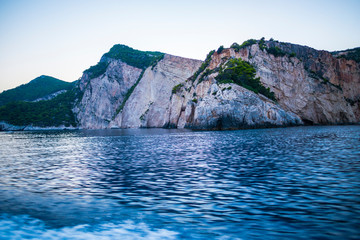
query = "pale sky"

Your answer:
(0, 0), (359, 92)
